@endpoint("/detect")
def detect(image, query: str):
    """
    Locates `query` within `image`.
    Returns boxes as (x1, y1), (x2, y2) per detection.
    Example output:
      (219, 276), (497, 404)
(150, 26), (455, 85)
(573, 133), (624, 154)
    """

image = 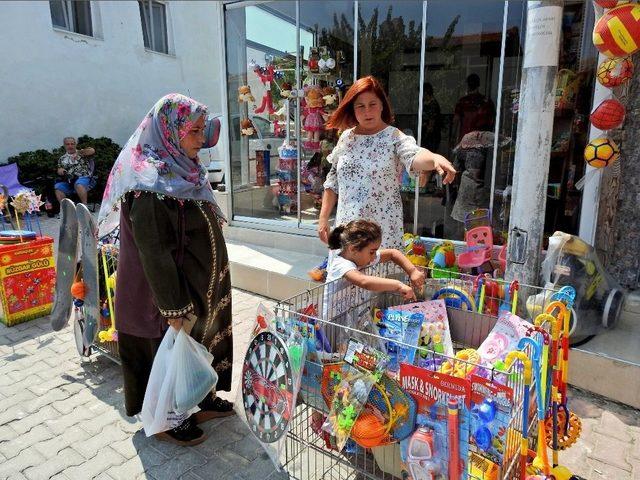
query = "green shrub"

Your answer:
(6, 136), (121, 199)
